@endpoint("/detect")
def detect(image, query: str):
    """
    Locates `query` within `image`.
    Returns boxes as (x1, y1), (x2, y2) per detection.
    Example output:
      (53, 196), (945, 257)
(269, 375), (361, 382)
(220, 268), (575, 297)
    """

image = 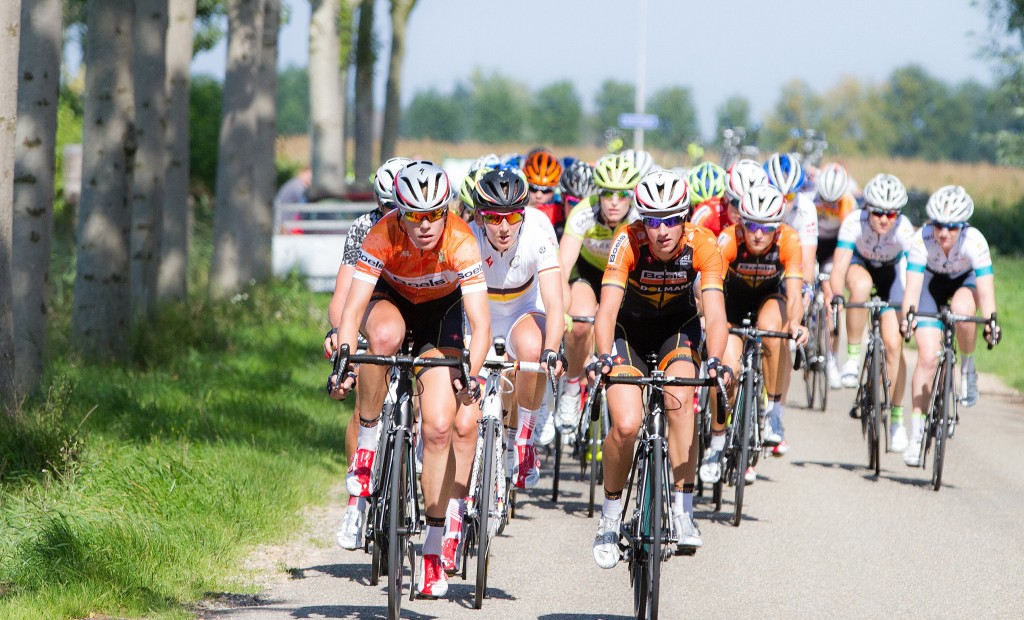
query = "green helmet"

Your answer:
(593, 154), (642, 191)
(688, 162), (726, 203)
(459, 166), (492, 212)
